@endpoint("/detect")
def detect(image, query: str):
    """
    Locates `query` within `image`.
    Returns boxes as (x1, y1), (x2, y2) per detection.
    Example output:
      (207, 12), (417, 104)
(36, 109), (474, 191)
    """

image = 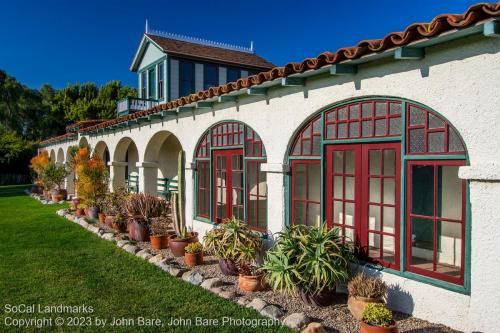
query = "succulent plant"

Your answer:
(348, 272), (387, 300)
(362, 303), (393, 327)
(185, 242), (203, 254)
